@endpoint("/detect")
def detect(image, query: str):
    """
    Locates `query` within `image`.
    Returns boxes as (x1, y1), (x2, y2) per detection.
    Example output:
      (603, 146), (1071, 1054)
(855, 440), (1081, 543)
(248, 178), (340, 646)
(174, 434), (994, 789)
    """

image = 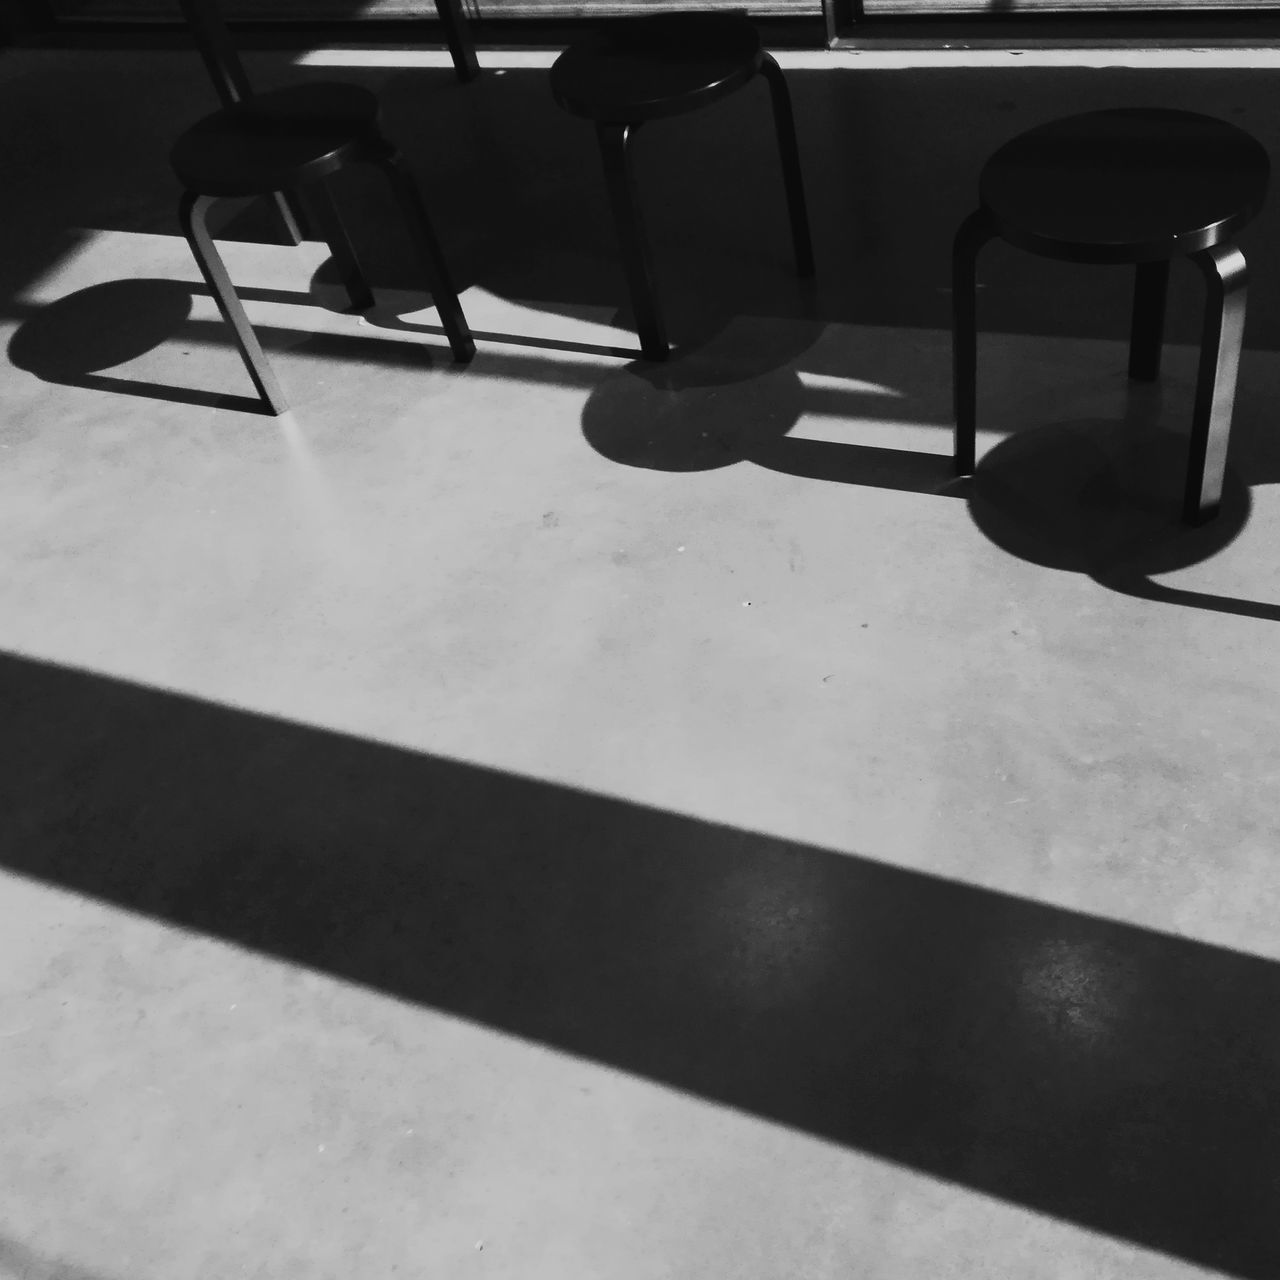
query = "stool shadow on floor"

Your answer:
(365, 297), (641, 363)
(5, 276), (467, 416)
(5, 279), (260, 414)
(583, 339), (1280, 622)
(580, 319), (963, 494)
(967, 408), (1280, 623)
